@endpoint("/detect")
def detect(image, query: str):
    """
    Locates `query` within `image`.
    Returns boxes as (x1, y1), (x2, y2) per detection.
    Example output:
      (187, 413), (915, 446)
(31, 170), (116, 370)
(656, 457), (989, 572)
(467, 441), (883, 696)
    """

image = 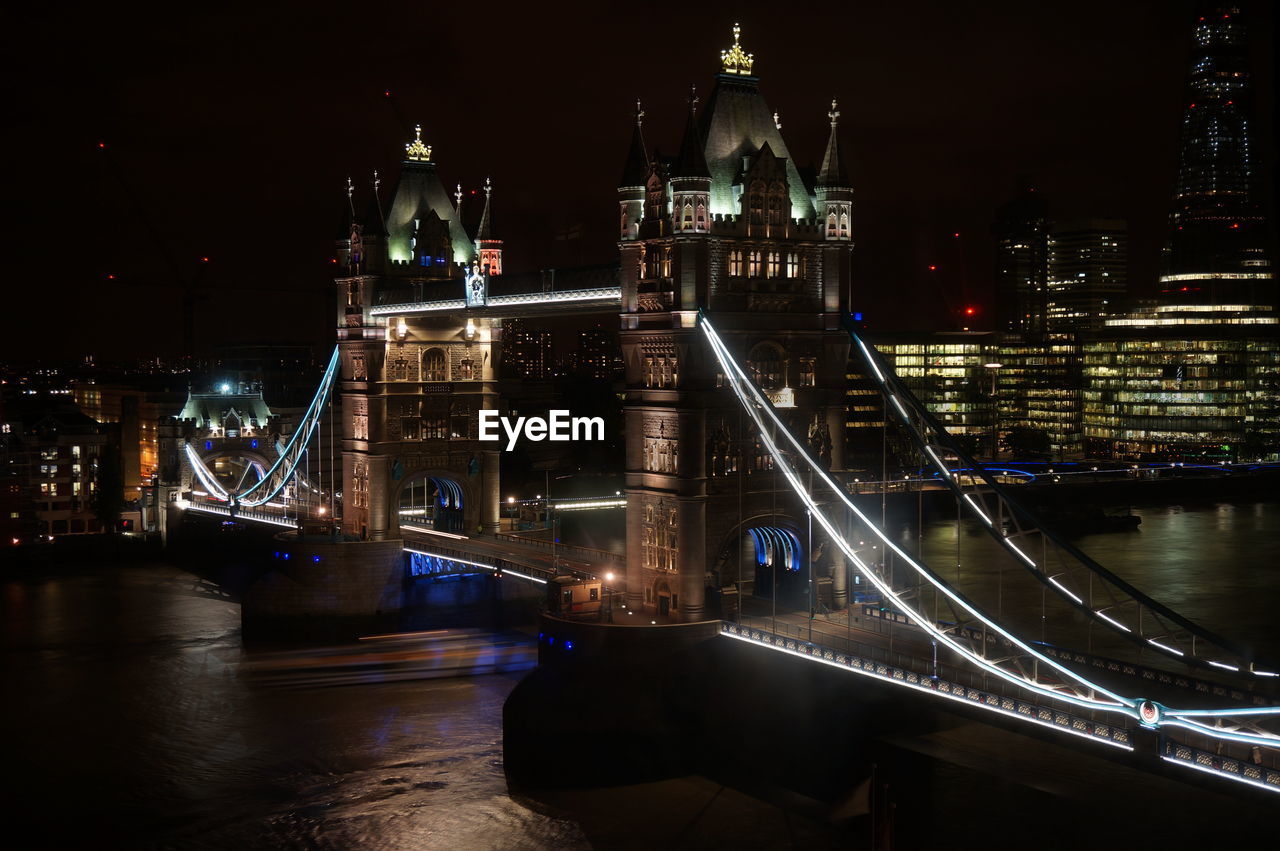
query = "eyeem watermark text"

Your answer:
(479, 410), (605, 451)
